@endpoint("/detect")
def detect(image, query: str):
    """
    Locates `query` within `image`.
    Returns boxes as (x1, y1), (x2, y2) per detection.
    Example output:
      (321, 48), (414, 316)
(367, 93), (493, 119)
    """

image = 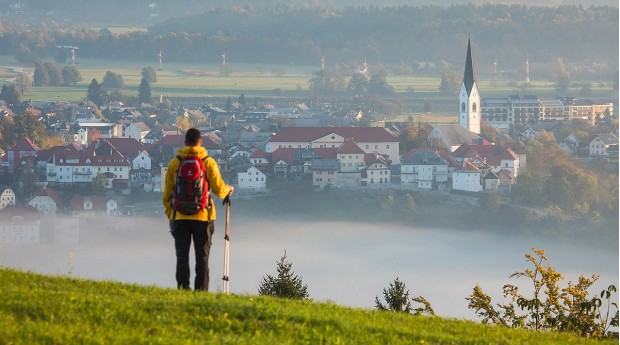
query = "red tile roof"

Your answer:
(69, 195), (109, 211)
(271, 148), (295, 165)
(459, 161), (480, 172)
(270, 127), (397, 143)
(250, 149), (267, 159)
(313, 147), (337, 159)
(10, 137), (40, 152)
(453, 144), (518, 167)
(157, 134), (221, 150)
(104, 138), (143, 157)
(337, 140), (365, 154)
(35, 188), (64, 205)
